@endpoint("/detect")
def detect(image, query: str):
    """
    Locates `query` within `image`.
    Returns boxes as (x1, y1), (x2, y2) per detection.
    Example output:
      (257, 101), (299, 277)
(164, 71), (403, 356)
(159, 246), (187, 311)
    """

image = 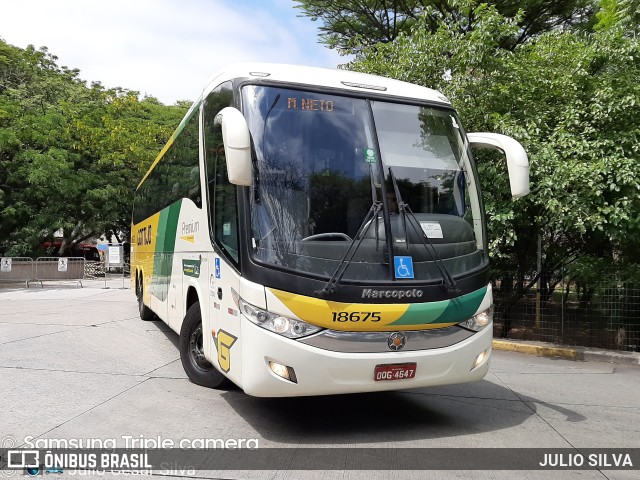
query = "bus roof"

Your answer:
(199, 63), (451, 106)
(137, 63), (452, 191)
